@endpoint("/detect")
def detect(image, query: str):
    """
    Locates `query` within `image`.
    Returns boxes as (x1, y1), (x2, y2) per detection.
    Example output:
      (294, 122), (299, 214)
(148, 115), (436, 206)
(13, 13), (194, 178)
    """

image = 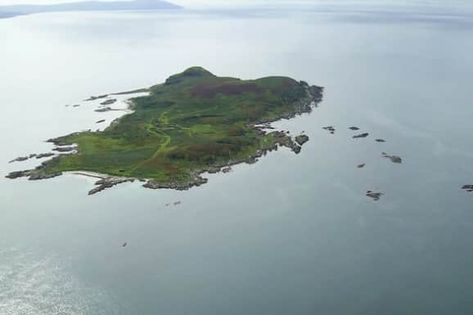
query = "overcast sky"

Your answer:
(0, 0), (322, 9)
(0, 0), (264, 6)
(0, 0), (470, 10)
(0, 0), (307, 5)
